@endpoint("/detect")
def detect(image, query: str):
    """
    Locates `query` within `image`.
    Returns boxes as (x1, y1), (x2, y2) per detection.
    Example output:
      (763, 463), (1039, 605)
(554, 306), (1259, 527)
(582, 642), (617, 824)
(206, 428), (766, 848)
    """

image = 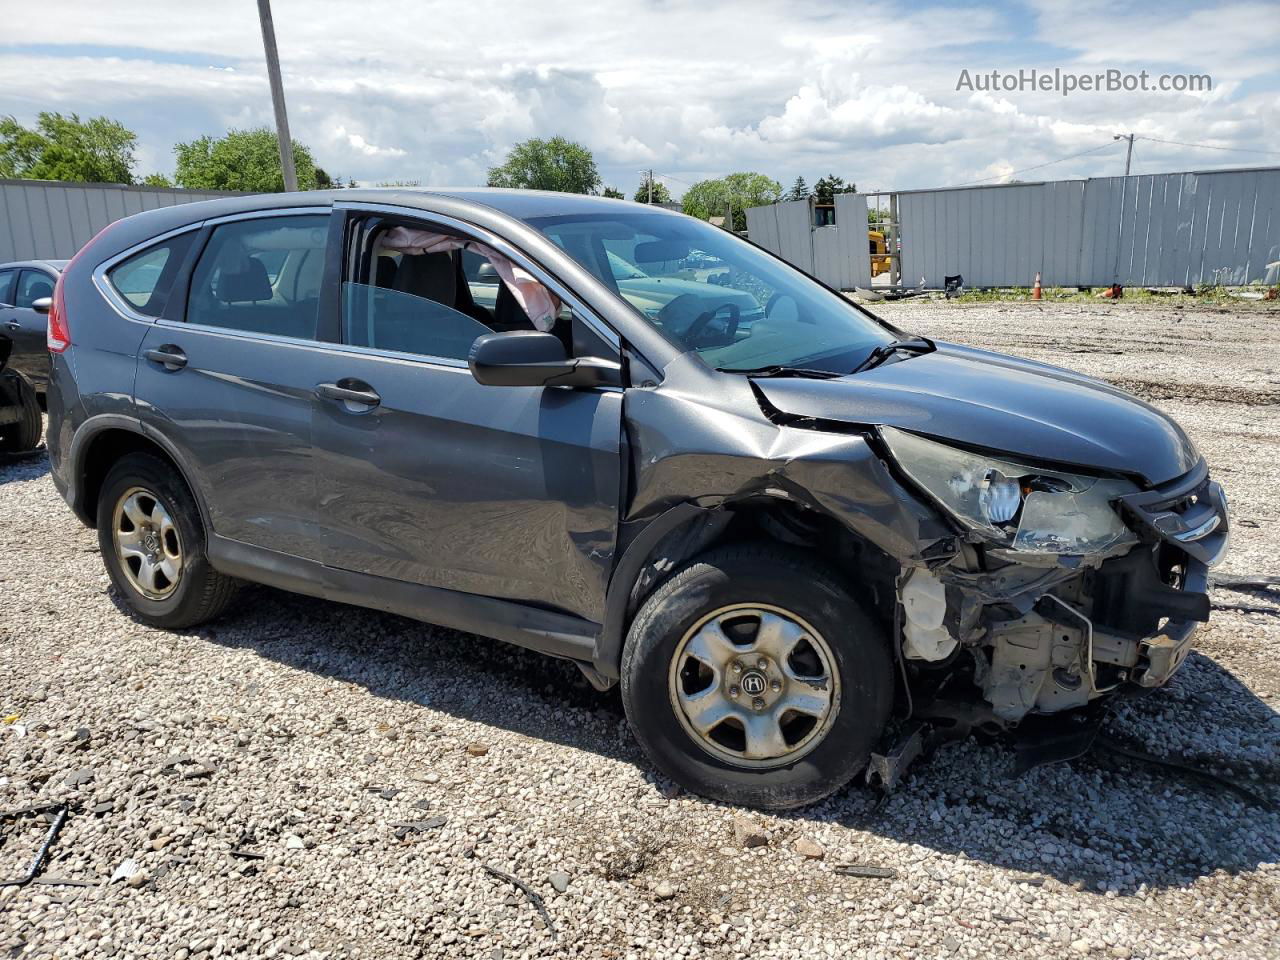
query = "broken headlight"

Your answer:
(881, 427), (1139, 556)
